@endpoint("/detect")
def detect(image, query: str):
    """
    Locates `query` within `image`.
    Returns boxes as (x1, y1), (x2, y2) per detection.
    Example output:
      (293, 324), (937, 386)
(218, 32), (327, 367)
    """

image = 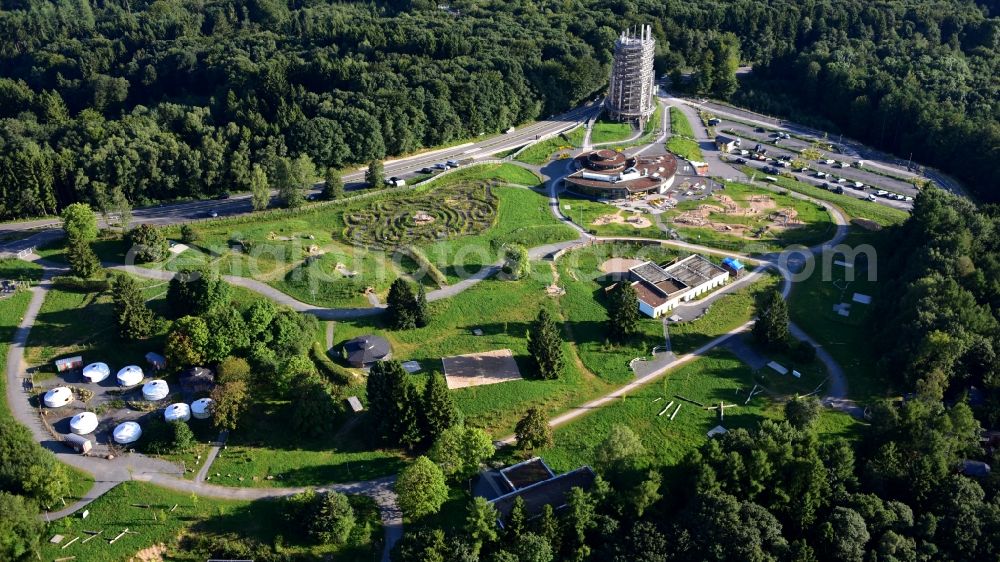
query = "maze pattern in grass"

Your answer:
(343, 183), (499, 250)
